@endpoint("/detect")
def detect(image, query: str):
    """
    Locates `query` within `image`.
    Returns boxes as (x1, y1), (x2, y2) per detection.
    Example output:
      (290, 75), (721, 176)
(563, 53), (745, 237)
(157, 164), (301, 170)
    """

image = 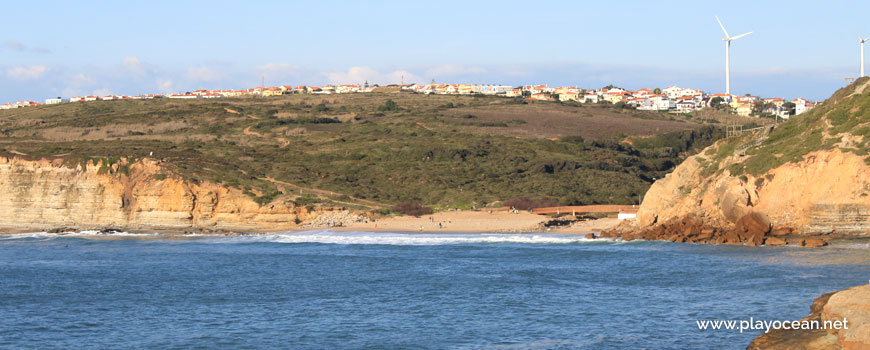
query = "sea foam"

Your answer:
(207, 230), (609, 246)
